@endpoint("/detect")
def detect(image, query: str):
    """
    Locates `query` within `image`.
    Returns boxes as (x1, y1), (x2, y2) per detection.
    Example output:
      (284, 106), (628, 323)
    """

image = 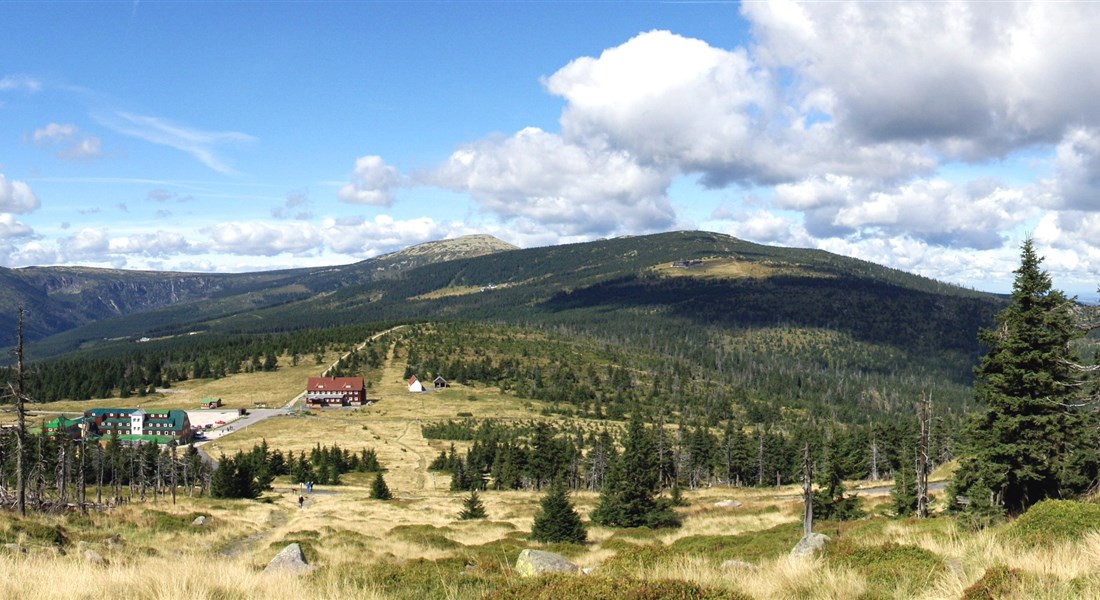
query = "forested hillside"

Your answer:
(0, 234), (516, 349)
(4, 231), (1007, 432)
